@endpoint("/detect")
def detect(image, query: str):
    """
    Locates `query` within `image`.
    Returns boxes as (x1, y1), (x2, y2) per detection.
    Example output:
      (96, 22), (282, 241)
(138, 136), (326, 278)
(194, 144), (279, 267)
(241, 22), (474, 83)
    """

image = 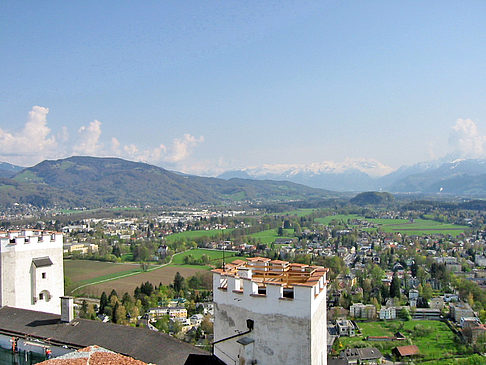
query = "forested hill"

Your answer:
(2, 156), (336, 208)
